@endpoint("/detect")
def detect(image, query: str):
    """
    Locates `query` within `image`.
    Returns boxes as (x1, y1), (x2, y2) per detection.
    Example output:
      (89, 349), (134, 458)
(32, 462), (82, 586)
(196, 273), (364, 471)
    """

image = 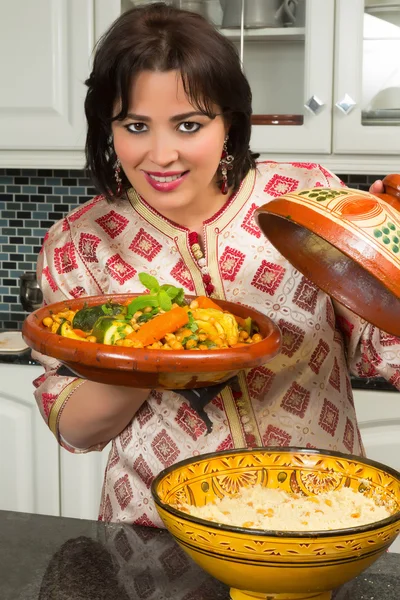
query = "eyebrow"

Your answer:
(126, 111), (212, 122)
